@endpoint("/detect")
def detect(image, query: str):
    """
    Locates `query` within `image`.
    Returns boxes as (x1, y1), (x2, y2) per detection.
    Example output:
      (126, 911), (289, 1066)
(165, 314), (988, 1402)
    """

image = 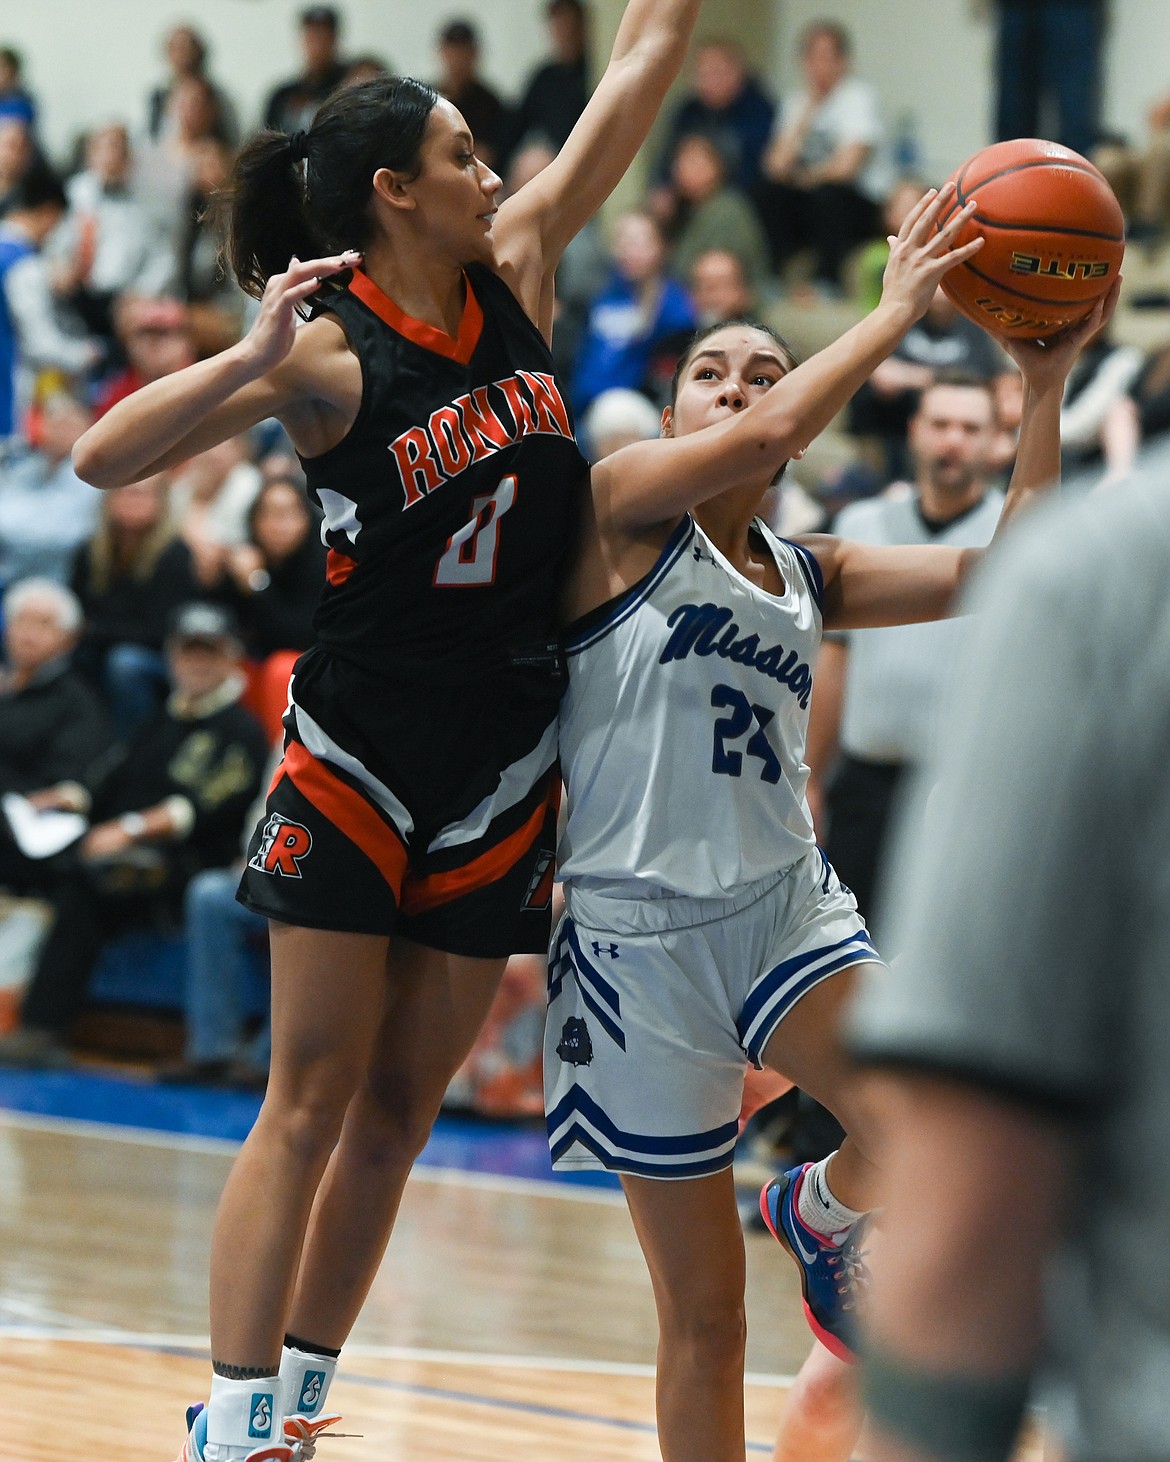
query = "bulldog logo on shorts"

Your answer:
(556, 1016), (593, 1066)
(249, 813), (313, 878)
